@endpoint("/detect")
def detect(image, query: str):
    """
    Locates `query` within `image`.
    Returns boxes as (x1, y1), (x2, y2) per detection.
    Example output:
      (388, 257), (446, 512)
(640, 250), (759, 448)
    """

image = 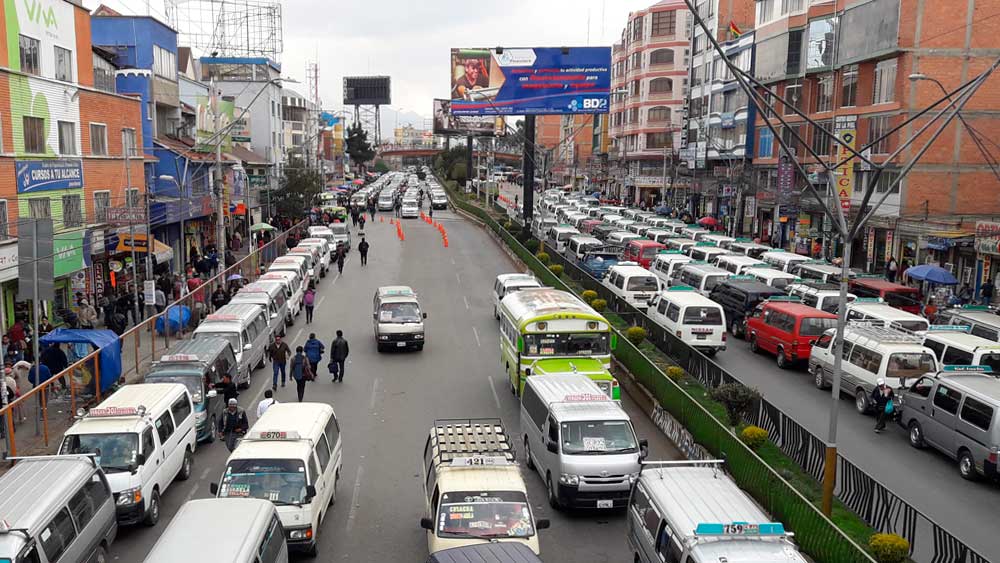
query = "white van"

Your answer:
(933, 306), (1000, 342)
(288, 246), (320, 279)
(648, 286), (727, 355)
(531, 216), (558, 240)
(521, 375), (646, 509)
(672, 263), (730, 296)
(608, 231), (642, 246)
(922, 326), (1000, 370)
(745, 267), (800, 291)
(59, 383), (197, 527)
(260, 271), (304, 320)
(602, 263), (663, 310)
(650, 251), (692, 287)
(664, 238), (698, 254)
(701, 234), (735, 247)
(194, 304), (271, 386)
(643, 229), (675, 245)
(846, 299), (929, 333)
(727, 240), (773, 259)
(680, 227), (711, 241)
(231, 281), (289, 339)
(716, 254), (767, 275)
(567, 235), (604, 261)
(297, 238), (332, 277)
(271, 255), (311, 287)
(143, 498), (287, 563)
(759, 250), (811, 273)
(546, 225), (581, 254)
(809, 323), (939, 413)
(786, 282), (857, 314)
(307, 226), (335, 245)
(493, 273), (542, 318)
(212, 403), (343, 557)
(793, 261), (850, 284)
(687, 244), (732, 263)
(629, 461), (808, 563)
